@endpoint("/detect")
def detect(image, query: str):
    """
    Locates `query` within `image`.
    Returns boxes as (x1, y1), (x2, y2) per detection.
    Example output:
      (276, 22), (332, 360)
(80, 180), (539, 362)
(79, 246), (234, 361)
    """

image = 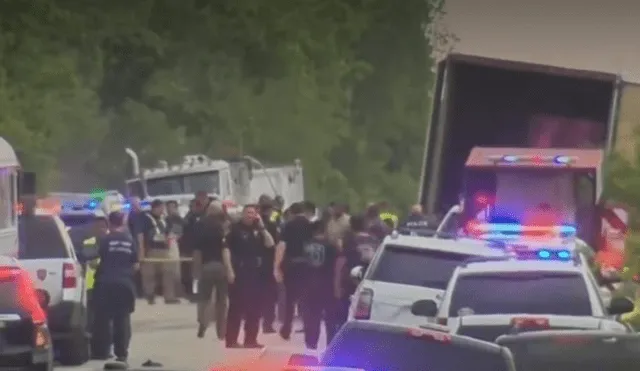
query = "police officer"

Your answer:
(139, 200), (178, 304)
(274, 202), (313, 340)
(399, 204), (431, 229)
(93, 212), (139, 364)
(181, 193), (208, 300)
(226, 205), (275, 348)
(378, 201), (398, 230)
(83, 211), (109, 359)
(301, 220), (338, 349)
(257, 196), (280, 333)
